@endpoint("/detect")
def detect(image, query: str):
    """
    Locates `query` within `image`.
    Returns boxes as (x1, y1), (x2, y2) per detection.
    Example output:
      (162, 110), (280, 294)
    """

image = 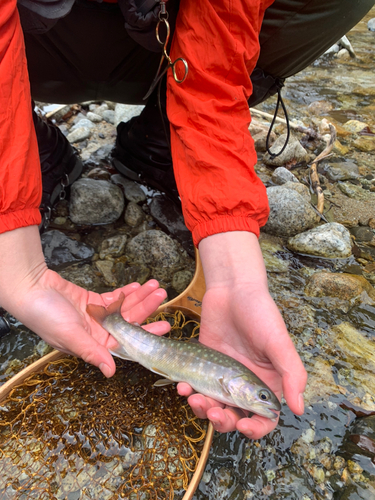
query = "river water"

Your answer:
(1, 7), (375, 500)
